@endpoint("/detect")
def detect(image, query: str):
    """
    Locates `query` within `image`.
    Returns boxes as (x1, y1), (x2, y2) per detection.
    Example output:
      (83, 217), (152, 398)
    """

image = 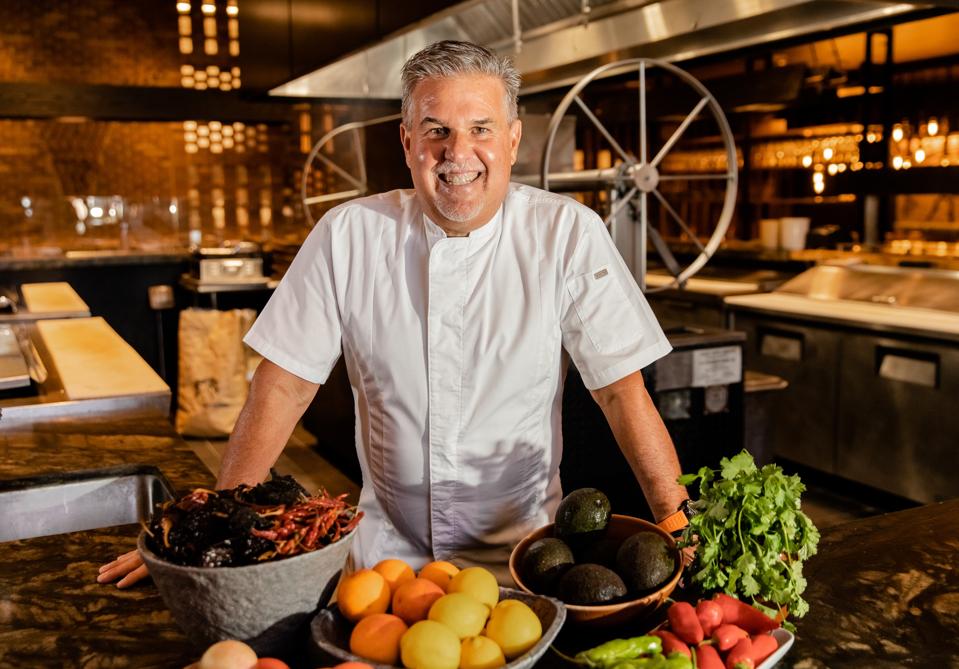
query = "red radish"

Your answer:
(750, 634), (779, 663)
(712, 623), (749, 652)
(725, 637), (755, 669)
(650, 630), (690, 658)
(667, 601), (704, 644)
(712, 594), (779, 634)
(696, 599), (724, 635)
(695, 644), (724, 669)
